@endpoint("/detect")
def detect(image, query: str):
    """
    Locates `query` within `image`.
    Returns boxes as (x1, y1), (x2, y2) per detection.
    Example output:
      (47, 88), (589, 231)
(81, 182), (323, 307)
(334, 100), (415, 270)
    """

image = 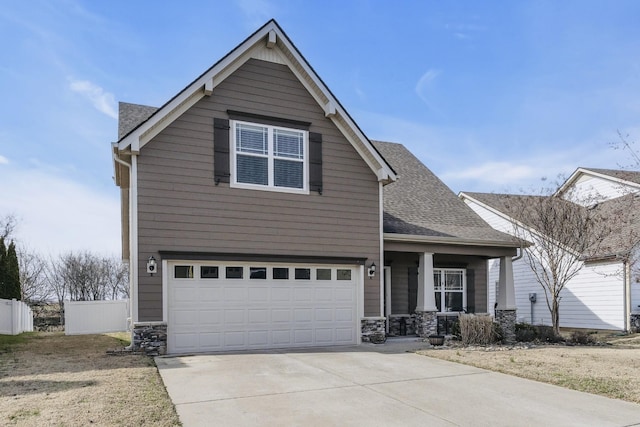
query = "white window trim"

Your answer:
(434, 268), (467, 313)
(230, 120), (309, 194)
